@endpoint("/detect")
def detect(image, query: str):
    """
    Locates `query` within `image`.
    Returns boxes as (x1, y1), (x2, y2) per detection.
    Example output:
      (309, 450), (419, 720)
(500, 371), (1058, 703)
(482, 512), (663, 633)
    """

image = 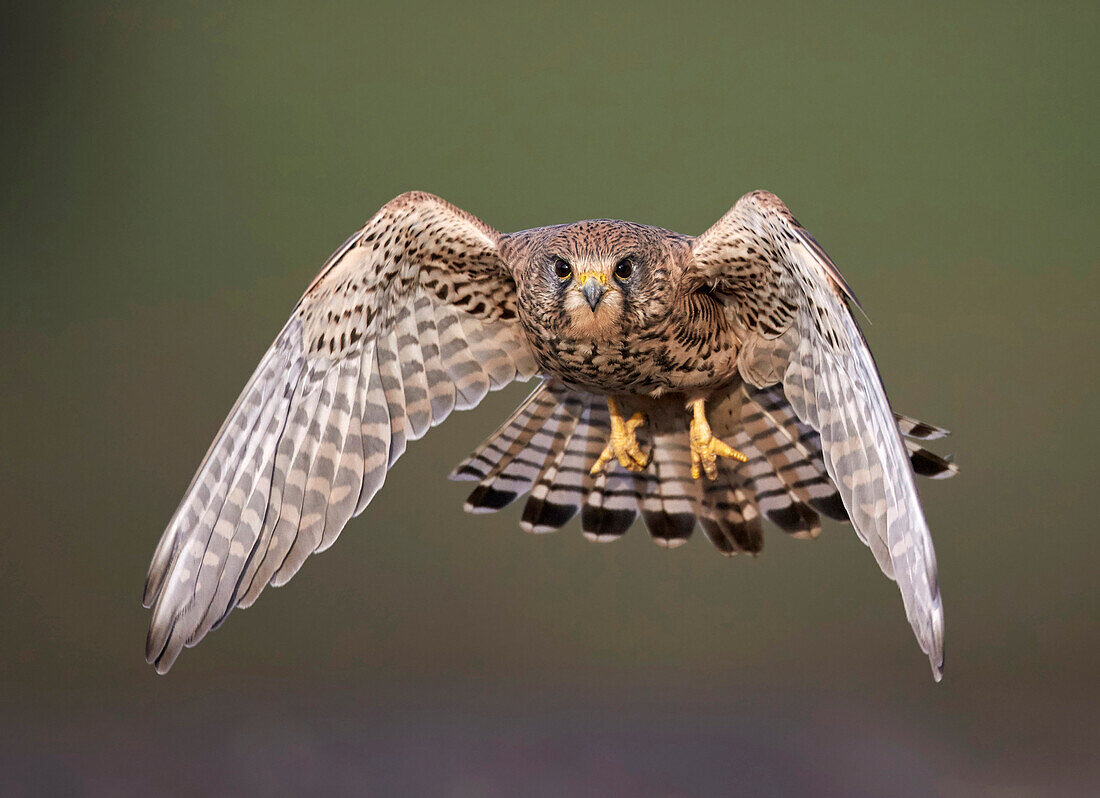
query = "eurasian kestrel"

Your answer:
(144, 191), (956, 679)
